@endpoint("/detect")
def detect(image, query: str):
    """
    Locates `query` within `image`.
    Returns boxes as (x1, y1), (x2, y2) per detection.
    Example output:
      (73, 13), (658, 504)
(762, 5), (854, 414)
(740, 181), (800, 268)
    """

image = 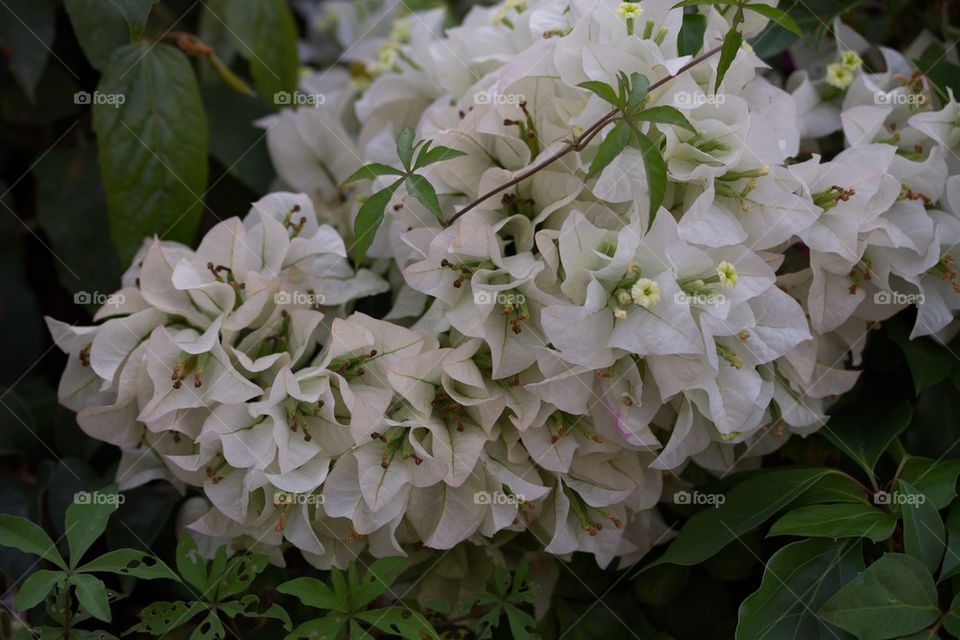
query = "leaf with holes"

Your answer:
(286, 613), (350, 640)
(127, 600), (207, 636)
(351, 557), (407, 610)
(355, 607), (441, 640)
(175, 535), (208, 592)
(215, 554), (270, 600)
(13, 570), (64, 612)
(79, 549), (179, 581)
